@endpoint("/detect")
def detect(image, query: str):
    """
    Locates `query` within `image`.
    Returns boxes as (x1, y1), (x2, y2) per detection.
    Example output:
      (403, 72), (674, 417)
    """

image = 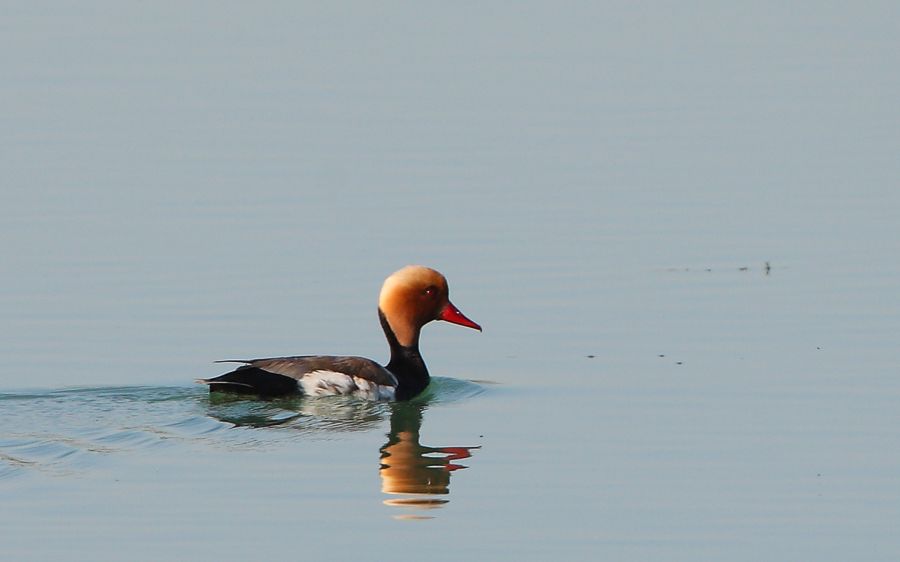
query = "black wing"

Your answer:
(198, 355), (397, 397)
